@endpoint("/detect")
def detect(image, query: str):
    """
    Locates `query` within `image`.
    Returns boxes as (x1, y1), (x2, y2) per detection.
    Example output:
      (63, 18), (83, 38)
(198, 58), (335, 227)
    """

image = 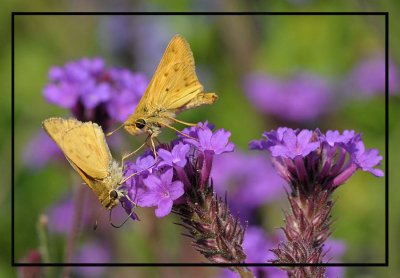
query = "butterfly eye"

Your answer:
(135, 119), (146, 129)
(109, 190), (118, 200)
